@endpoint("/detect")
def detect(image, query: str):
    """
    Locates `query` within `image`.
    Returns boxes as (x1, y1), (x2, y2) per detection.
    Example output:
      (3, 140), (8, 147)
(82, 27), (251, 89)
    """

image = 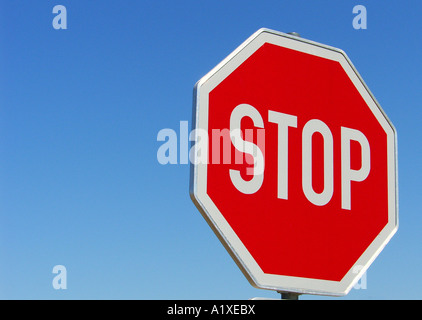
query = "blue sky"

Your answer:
(0, 0), (421, 299)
